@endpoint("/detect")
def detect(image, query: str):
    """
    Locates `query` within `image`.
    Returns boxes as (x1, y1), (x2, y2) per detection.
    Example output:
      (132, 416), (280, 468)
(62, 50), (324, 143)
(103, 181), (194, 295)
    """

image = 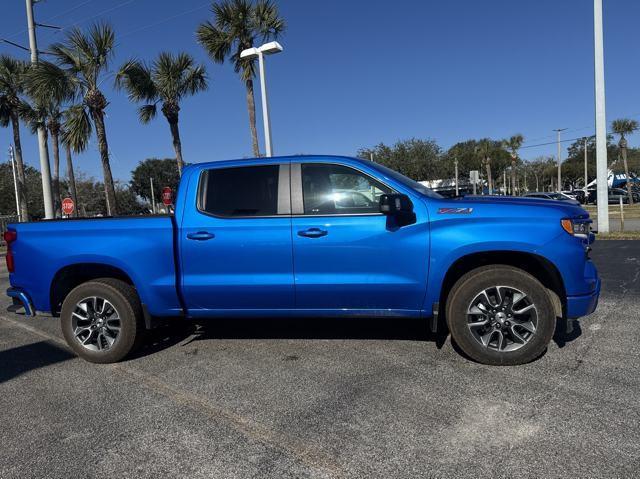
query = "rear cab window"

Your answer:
(198, 164), (289, 217)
